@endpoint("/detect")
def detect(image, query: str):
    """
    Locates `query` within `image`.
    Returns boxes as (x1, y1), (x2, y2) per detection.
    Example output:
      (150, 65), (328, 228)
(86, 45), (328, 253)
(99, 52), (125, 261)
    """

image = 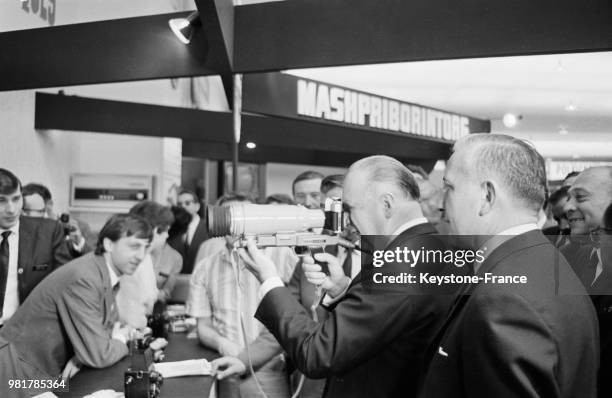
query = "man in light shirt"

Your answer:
(187, 194), (297, 398)
(419, 133), (598, 398)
